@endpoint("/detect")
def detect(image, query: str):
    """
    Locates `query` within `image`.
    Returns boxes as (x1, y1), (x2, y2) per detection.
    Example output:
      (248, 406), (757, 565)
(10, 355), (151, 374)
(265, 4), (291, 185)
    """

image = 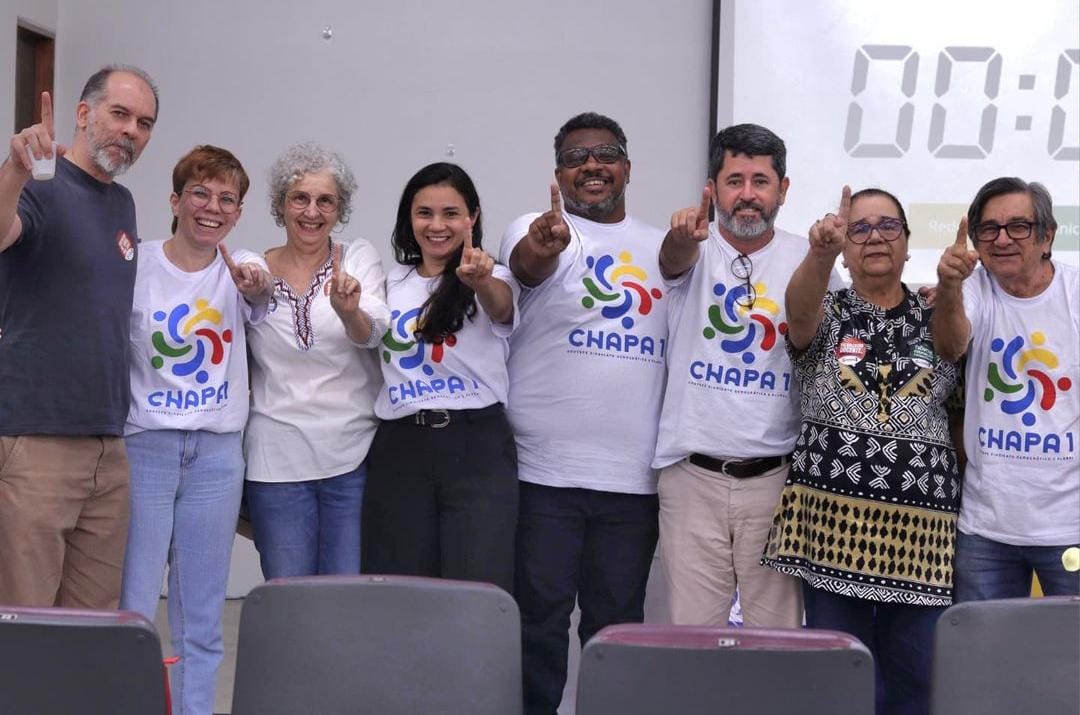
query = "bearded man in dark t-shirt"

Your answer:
(0, 64), (159, 608)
